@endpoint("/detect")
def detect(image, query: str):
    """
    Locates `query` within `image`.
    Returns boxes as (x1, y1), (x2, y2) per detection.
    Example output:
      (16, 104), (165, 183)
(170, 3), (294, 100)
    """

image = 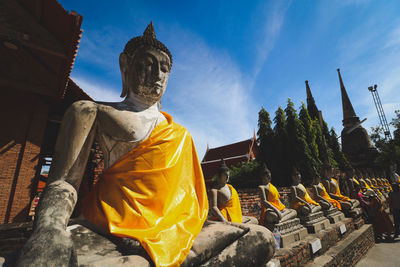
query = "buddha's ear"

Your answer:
(119, 53), (129, 98)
